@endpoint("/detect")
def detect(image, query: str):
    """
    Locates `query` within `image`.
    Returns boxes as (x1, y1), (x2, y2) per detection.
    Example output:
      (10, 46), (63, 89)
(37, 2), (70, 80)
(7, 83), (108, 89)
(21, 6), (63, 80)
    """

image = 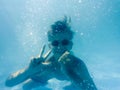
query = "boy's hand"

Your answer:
(58, 51), (71, 64)
(27, 45), (52, 76)
(58, 51), (75, 75)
